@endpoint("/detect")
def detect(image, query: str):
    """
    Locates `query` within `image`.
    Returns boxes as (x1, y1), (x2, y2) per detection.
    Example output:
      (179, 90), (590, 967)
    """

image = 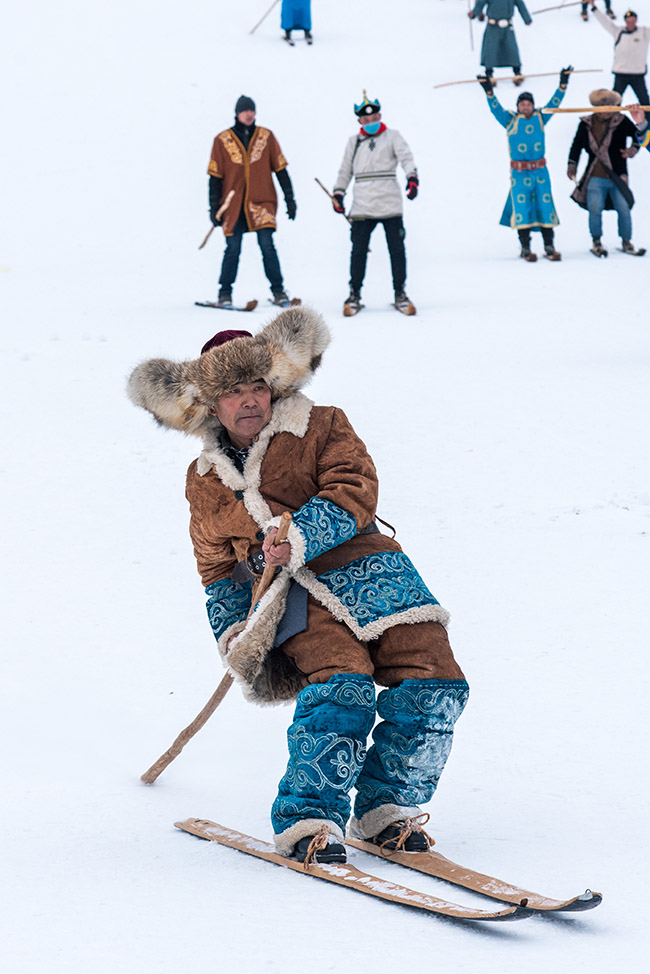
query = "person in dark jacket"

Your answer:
(567, 89), (641, 256)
